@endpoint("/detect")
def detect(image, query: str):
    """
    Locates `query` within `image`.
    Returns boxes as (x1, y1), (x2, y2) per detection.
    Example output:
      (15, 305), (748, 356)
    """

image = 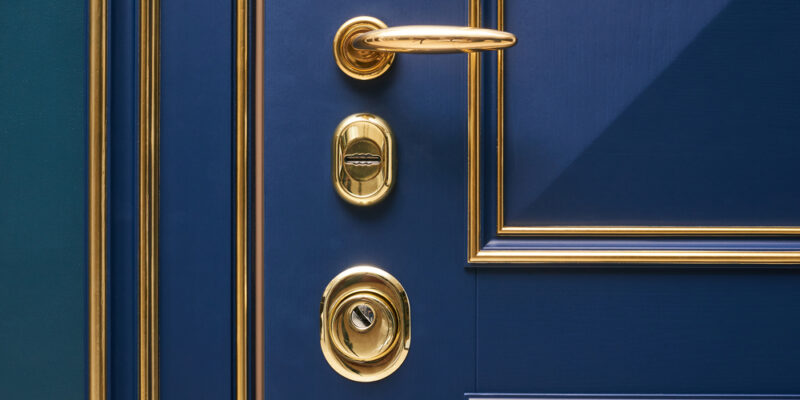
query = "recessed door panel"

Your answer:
(500, 0), (800, 227)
